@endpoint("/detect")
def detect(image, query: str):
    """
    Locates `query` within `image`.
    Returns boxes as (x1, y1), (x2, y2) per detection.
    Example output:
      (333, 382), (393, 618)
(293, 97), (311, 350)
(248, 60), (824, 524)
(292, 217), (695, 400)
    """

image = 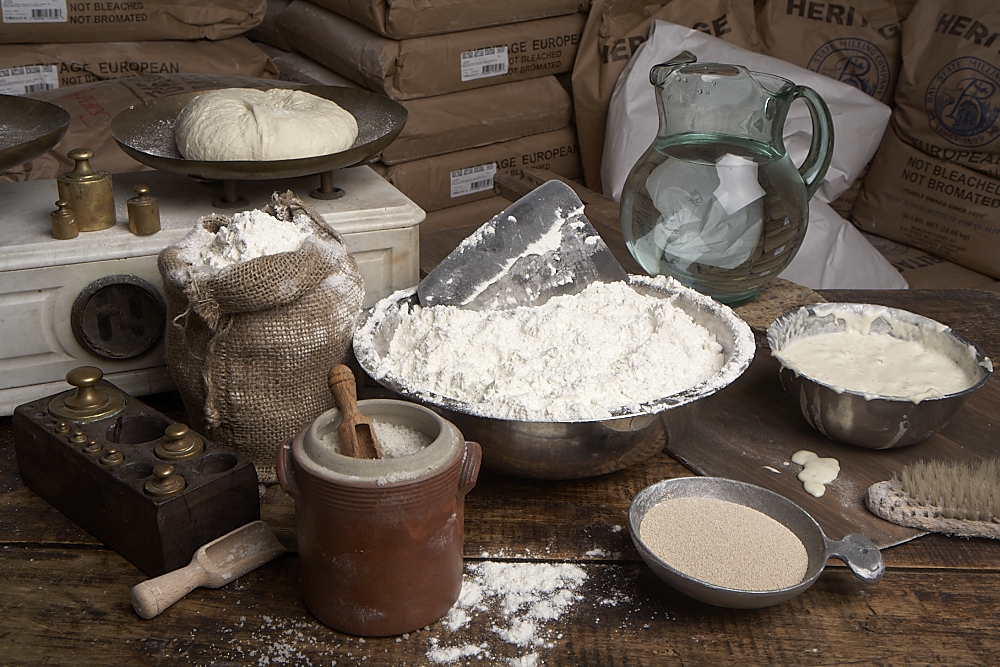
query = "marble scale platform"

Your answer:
(0, 166), (424, 414)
